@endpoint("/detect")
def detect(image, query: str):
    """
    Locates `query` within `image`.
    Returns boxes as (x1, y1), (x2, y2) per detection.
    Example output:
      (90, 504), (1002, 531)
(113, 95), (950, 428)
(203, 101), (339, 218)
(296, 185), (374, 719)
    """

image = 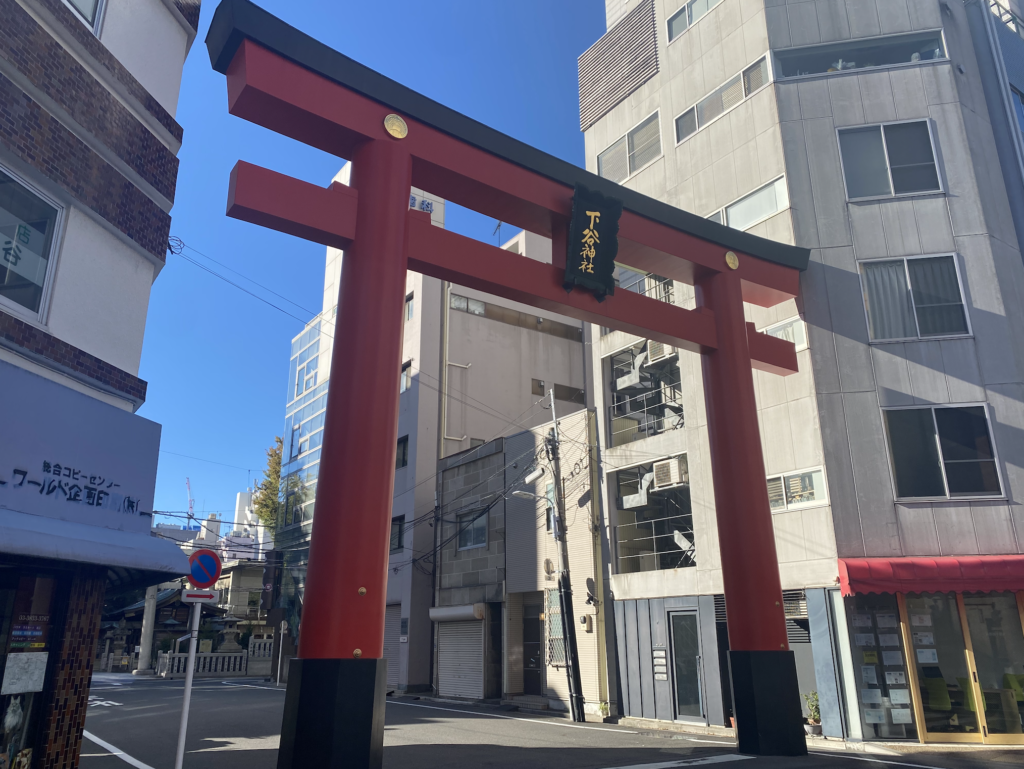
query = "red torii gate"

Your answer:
(207, 1), (810, 763)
